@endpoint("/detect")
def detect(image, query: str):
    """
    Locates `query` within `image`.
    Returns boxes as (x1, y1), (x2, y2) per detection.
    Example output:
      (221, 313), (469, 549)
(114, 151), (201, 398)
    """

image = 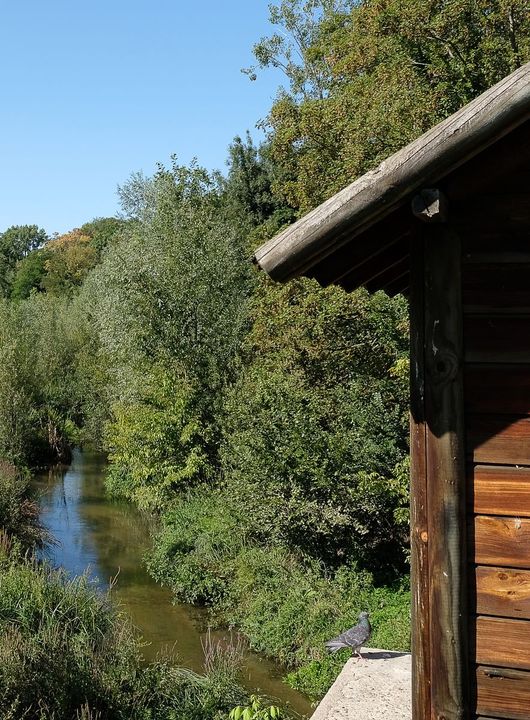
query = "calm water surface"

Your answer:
(34, 450), (312, 716)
